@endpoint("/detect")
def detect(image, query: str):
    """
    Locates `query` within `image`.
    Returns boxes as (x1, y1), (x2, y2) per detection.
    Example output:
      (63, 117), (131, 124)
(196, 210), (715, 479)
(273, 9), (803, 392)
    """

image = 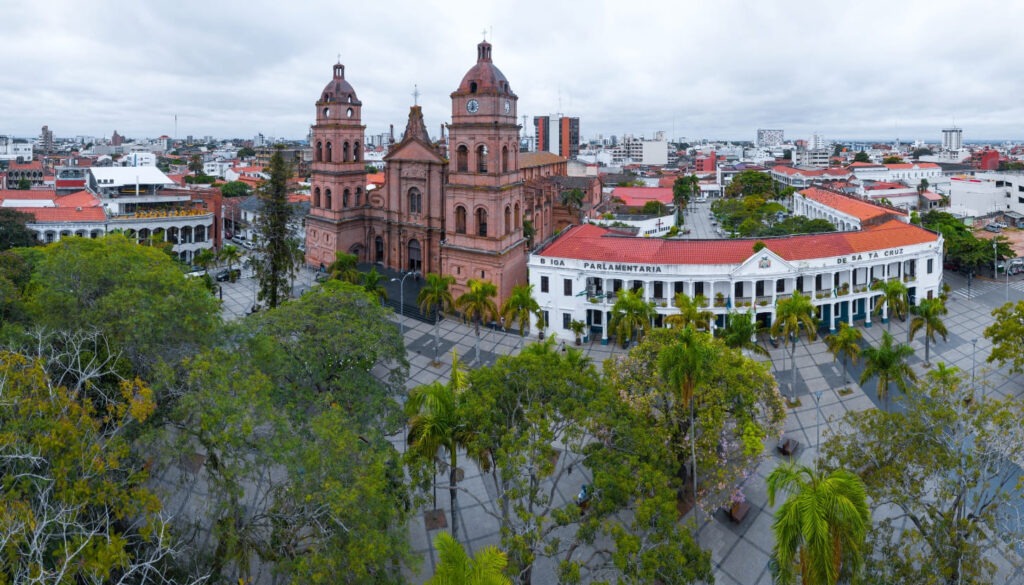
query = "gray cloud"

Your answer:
(3, 0), (1023, 143)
